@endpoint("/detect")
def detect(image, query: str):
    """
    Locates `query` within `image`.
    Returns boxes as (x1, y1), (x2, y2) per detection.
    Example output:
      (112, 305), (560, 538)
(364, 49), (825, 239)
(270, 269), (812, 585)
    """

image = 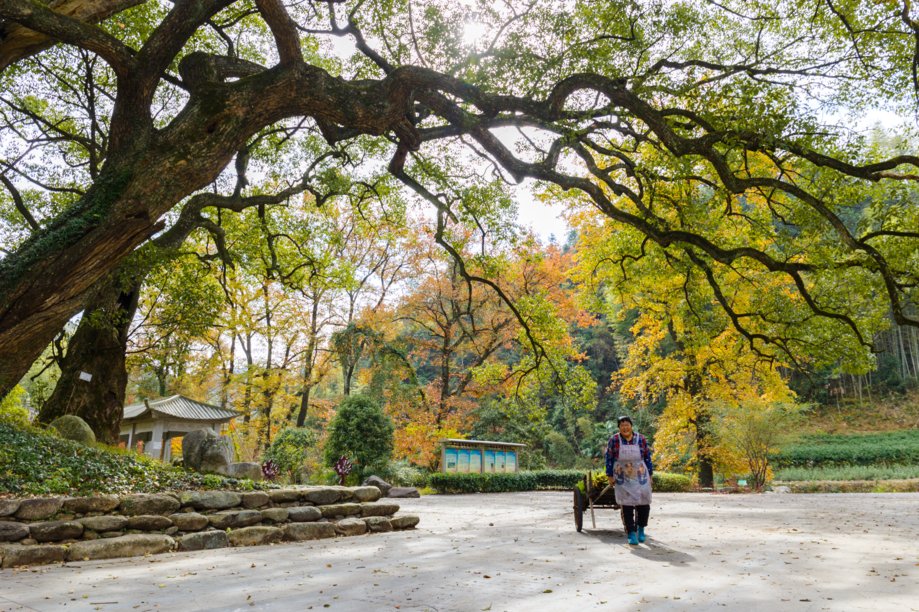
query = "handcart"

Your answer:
(573, 472), (620, 532)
